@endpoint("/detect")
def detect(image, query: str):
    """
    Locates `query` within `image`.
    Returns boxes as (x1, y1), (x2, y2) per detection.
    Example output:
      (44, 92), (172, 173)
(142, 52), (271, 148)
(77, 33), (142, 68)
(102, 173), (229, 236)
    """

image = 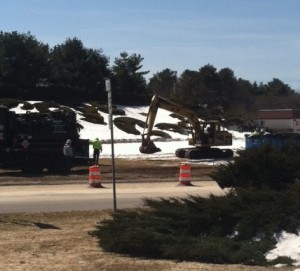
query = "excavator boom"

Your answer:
(139, 95), (199, 154)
